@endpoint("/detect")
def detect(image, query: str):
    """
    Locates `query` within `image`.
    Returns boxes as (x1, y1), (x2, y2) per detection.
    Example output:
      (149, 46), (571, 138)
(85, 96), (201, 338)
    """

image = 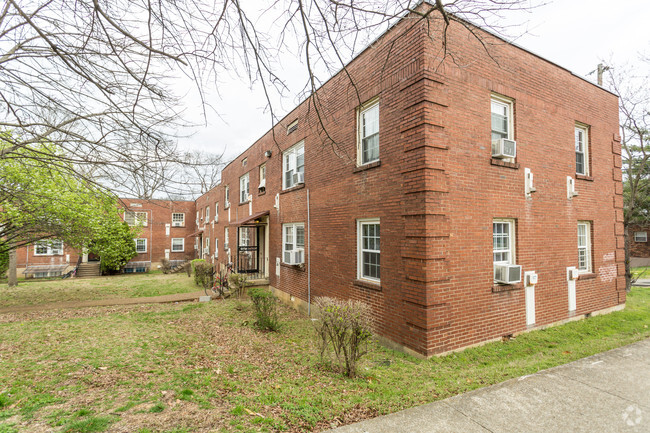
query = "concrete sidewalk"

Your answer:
(0, 290), (206, 314)
(326, 338), (650, 433)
